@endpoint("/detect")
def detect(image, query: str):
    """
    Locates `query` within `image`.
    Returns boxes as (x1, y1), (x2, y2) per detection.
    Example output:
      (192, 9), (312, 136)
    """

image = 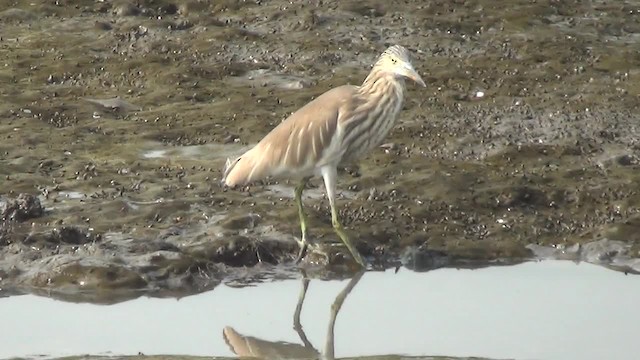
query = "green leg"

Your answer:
(321, 166), (366, 267)
(294, 178), (310, 263)
(329, 200), (366, 267)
